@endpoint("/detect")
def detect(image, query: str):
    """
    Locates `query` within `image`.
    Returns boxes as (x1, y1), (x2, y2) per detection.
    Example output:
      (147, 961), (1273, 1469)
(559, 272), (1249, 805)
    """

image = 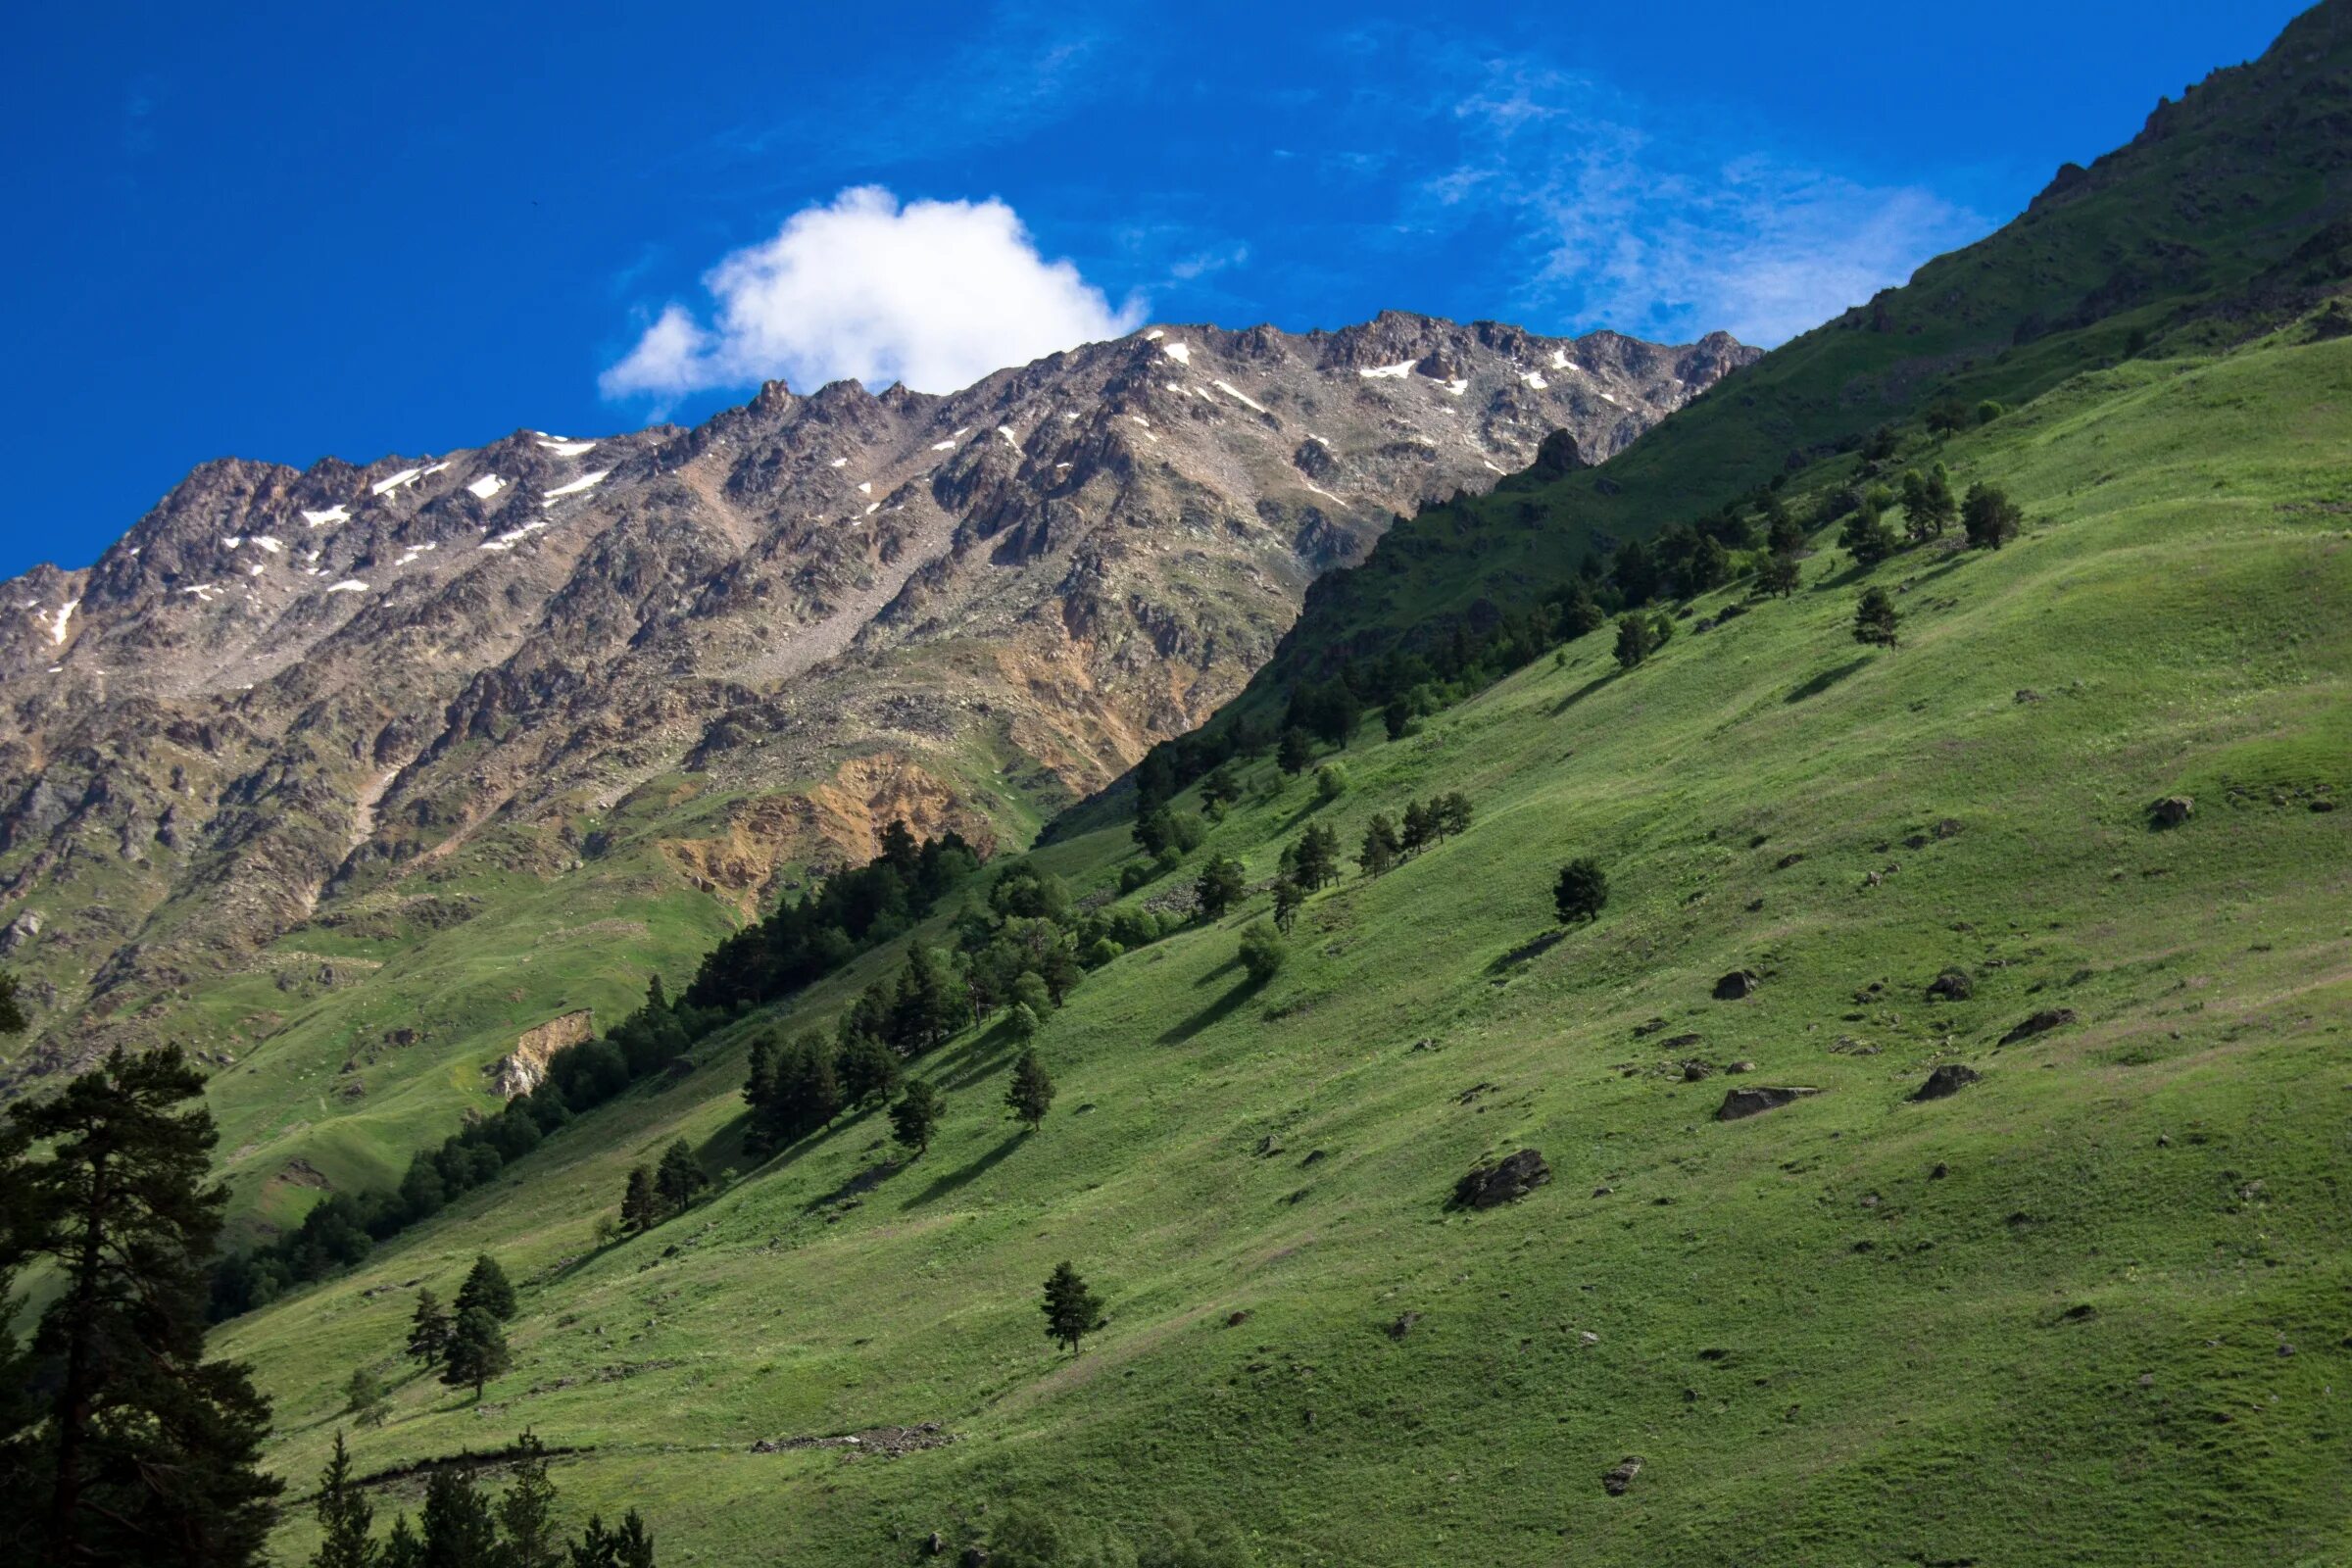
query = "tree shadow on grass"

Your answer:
(901, 1132), (1025, 1209)
(1550, 669), (1619, 715)
(803, 1154), (907, 1214)
(1486, 929), (1565, 975)
(937, 1023), (1024, 1093)
(1159, 973), (1259, 1046)
(1785, 659), (1870, 704)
